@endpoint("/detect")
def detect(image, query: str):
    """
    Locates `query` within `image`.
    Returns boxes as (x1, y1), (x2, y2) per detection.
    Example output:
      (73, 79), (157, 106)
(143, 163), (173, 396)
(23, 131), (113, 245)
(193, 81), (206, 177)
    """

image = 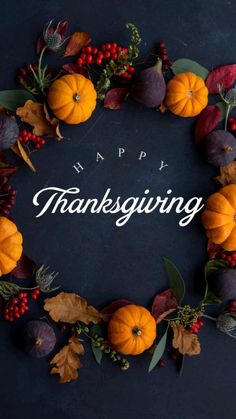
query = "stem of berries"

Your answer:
(18, 129), (46, 150)
(74, 323), (130, 370)
(0, 180), (16, 216)
(220, 250), (236, 267)
(156, 42), (173, 74)
(3, 289), (41, 322)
